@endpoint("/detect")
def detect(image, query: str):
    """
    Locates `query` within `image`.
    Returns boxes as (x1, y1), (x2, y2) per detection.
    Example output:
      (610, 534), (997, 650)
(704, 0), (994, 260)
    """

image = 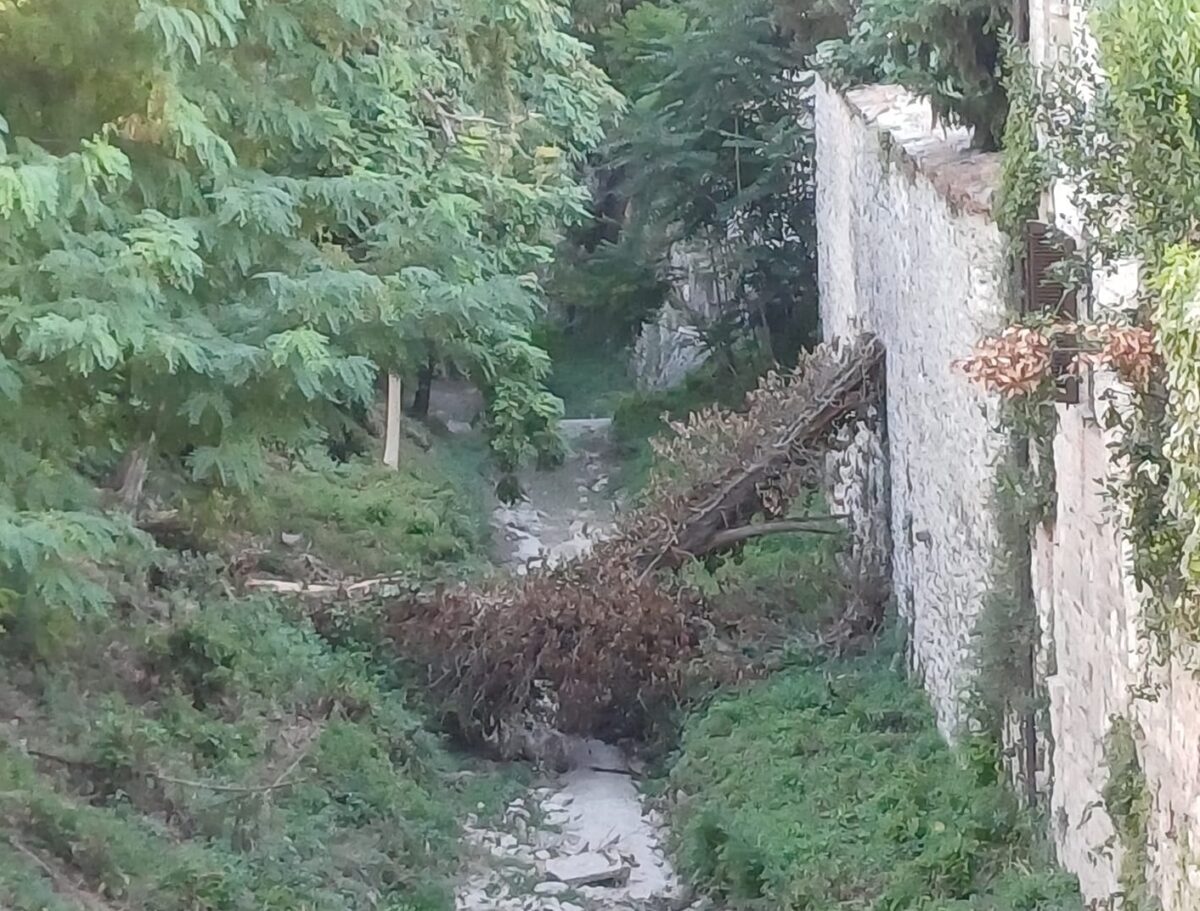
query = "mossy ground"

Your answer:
(0, 440), (515, 911)
(668, 644), (1081, 910)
